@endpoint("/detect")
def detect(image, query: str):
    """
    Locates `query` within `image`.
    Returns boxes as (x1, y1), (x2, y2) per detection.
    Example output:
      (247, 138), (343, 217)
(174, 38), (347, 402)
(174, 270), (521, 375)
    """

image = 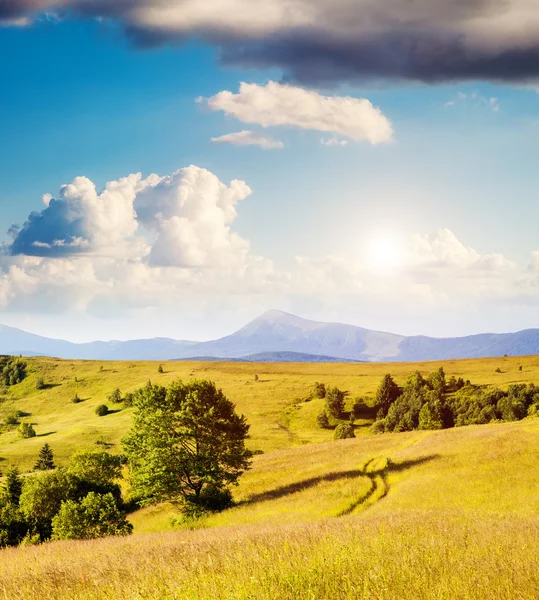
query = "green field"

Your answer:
(1, 355), (539, 598)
